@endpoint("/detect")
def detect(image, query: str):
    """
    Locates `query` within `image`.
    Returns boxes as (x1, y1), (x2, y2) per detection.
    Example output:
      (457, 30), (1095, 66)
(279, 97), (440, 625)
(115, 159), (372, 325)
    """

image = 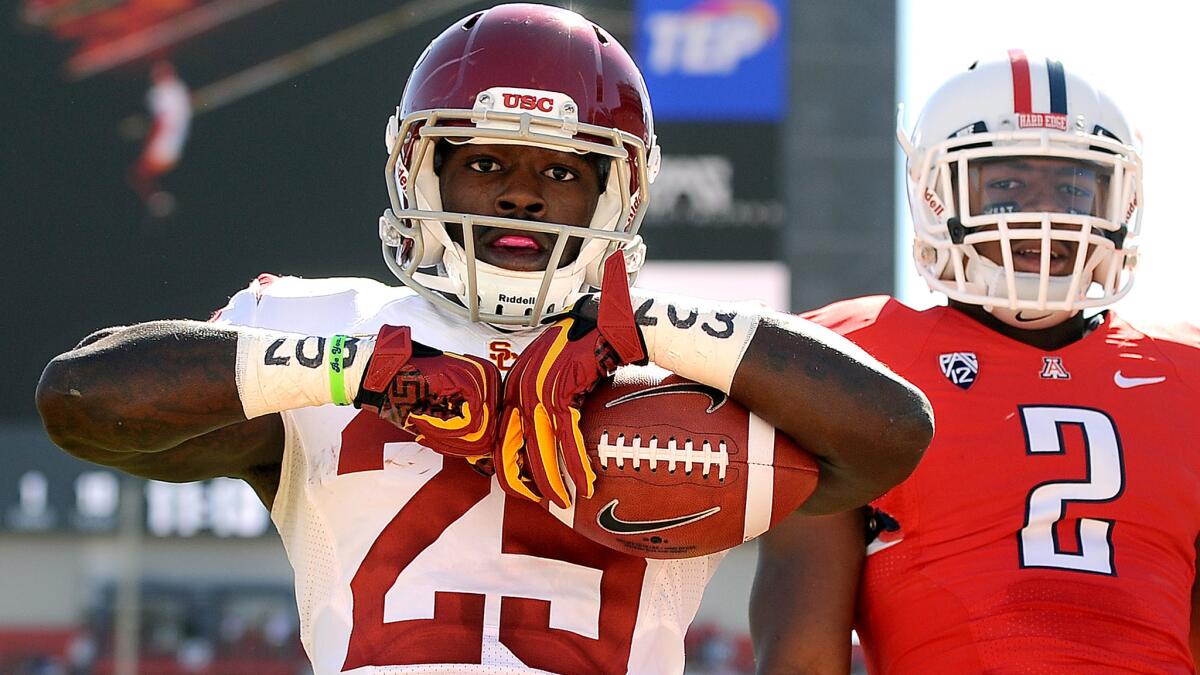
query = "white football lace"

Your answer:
(597, 432), (729, 481)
